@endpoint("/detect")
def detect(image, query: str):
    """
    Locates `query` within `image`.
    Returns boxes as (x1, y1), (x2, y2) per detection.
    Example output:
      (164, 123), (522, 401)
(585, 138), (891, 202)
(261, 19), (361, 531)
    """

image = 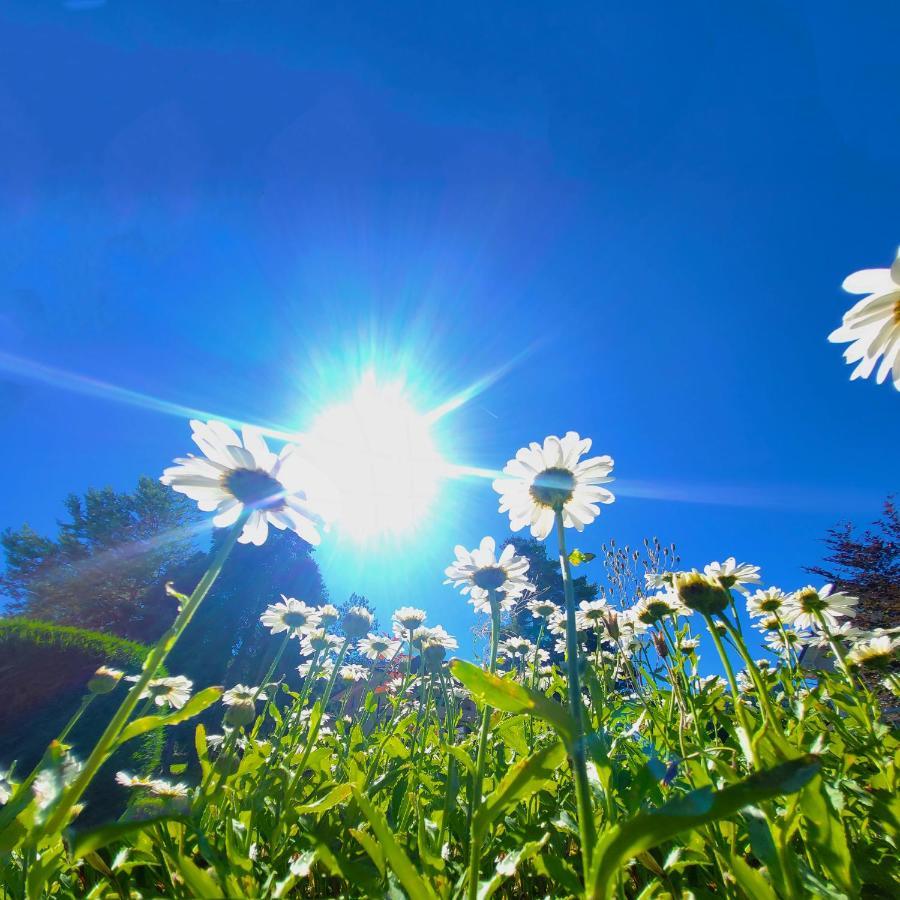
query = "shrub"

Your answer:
(0, 618), (164, 826)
